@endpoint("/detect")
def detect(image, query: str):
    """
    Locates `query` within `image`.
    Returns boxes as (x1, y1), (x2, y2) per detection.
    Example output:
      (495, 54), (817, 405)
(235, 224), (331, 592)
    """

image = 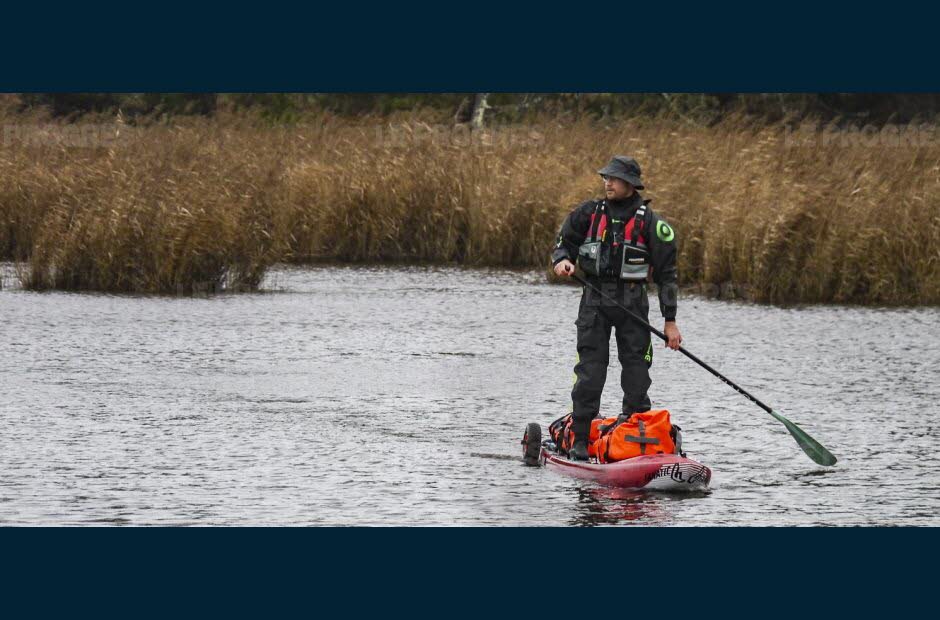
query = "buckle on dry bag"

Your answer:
(625, 420), (660, 454)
